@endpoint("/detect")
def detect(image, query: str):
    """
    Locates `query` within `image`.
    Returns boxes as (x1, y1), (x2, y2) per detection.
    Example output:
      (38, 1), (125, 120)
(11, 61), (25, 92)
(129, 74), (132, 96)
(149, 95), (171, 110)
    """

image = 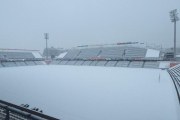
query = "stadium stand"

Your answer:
(34, 61), (44, 65)
(0, 52), (14, 59)
(0, 52), (35, 59)
(74, 61), (85, 65)
(1, 62), (17, 67)
(77, 48), (101, 58)
(55, 46), (170, 69)
(63, 46), (147, 59)
(124, 47), (147, 58)
(90, 61), (99, 66)
(129, 61), (144, 68)
(15, 61), (27, 66)
(105, 61), (117, 66)
(0, 50), (45, 68)
(82, 61), (93, 66)
(66, 60), (77, 65)
(167, 64), (180, 104)
(11, 52), (24, 59)
(0, 54), (4, 59)
(144, 62), (160, 68)
(96, 61), (107, 66)
(0, 55), (4, 60)
(55, 60), (164, 69)
(0, 46), (170, 69)
(64, 50), (81, 59)
(115, 61), (130, 67)
(0, 63), (3, 68)
(0, 61), (46, 67)
(59, 60), (69, 65)
(25, 61), (36, 66)
(98, 47), (124, 58)
(50, 60), (61, 65)
(21, 52), (35, 59)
